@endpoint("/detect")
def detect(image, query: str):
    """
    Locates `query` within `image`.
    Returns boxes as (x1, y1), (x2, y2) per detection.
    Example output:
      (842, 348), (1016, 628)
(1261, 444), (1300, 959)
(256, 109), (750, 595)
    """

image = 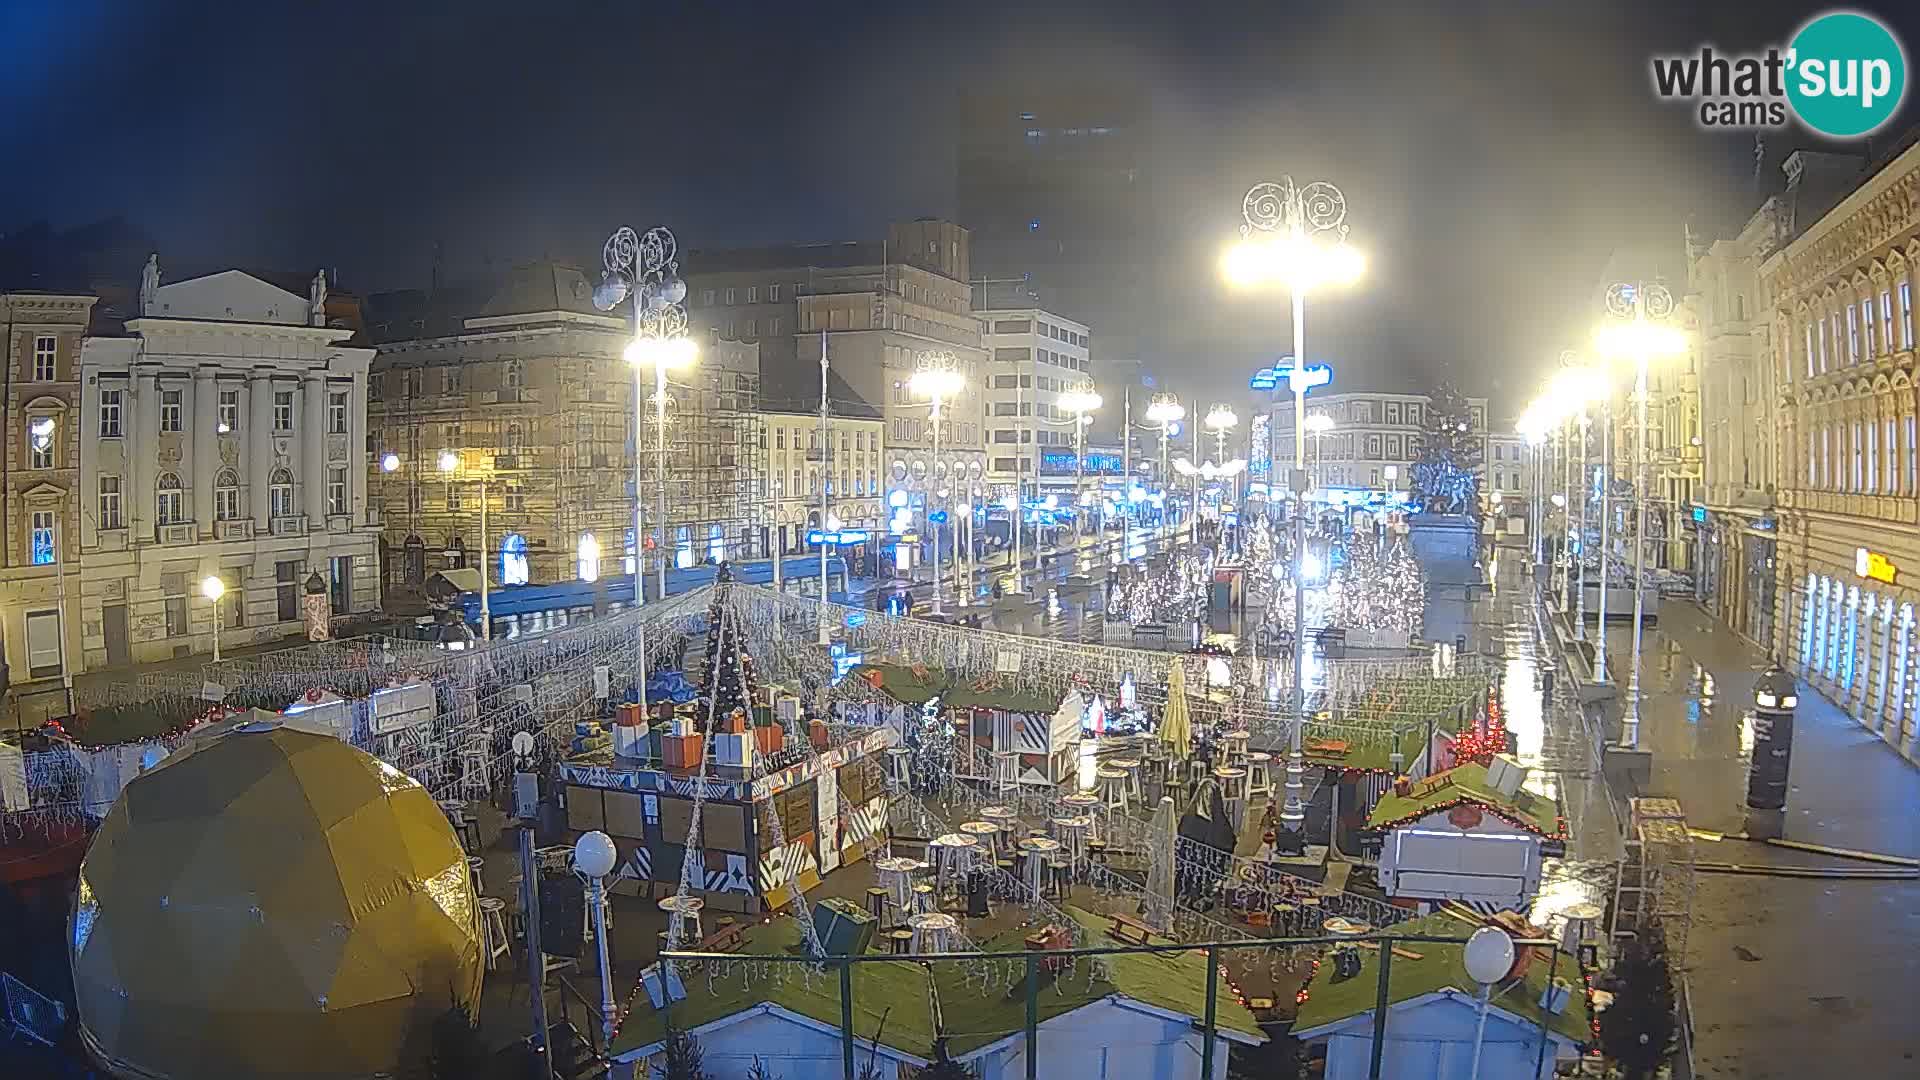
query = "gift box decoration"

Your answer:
(808, 719), (830, 750)
(662, 733), (705, 769)
(721, 709), (748, 735)
(715, 731), (754, 767)
(753, 724), (784, 755)
(616, 702), (645, 727)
